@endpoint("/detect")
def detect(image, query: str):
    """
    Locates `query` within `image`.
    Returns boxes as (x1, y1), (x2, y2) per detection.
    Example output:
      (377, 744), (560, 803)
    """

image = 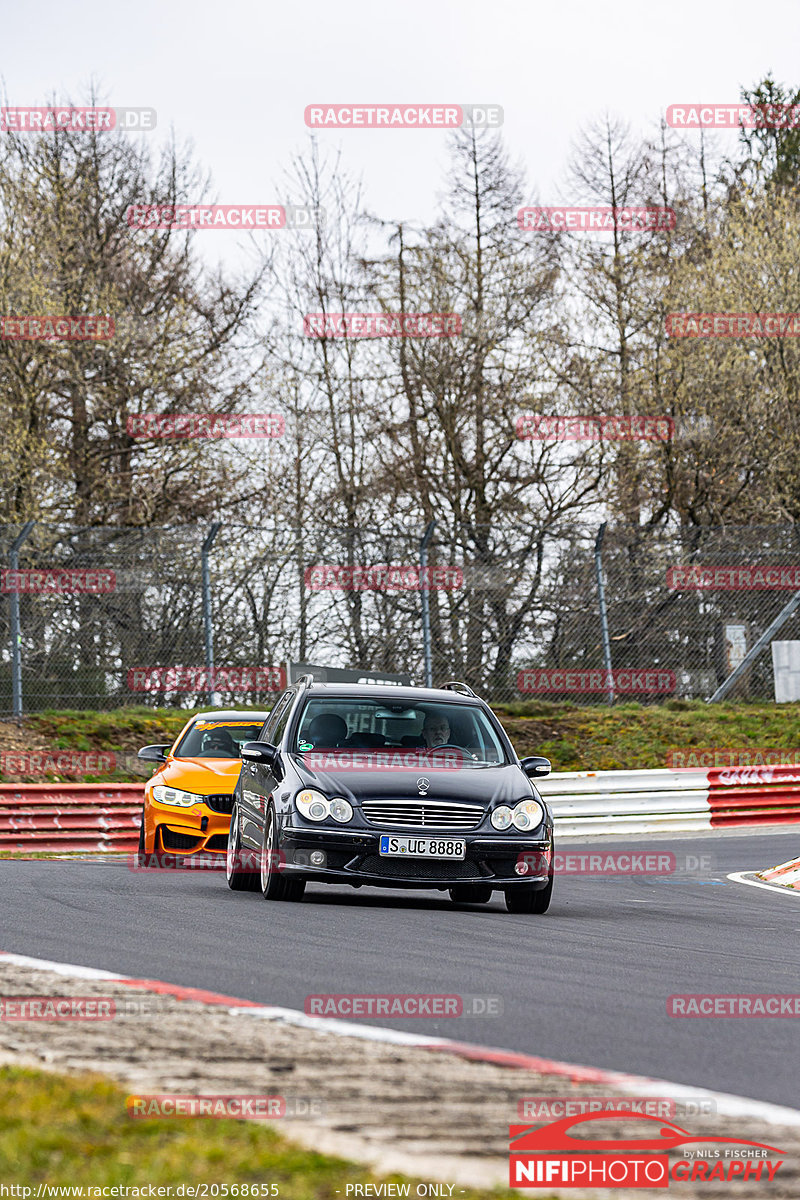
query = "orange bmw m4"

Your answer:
(137, 710), (271, 863)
